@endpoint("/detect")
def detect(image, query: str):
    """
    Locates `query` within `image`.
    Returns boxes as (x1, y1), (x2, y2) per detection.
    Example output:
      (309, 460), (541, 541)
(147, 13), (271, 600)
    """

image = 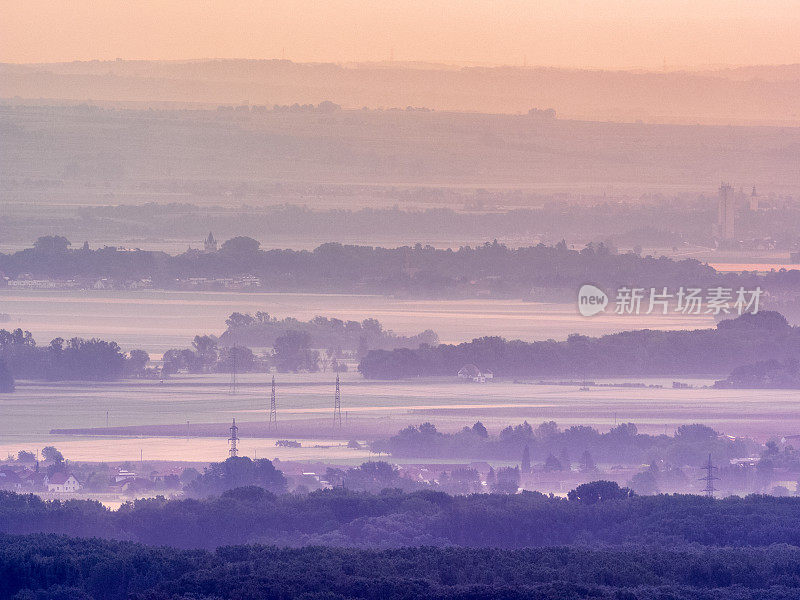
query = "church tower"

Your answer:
(204, 232), (217, 253)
